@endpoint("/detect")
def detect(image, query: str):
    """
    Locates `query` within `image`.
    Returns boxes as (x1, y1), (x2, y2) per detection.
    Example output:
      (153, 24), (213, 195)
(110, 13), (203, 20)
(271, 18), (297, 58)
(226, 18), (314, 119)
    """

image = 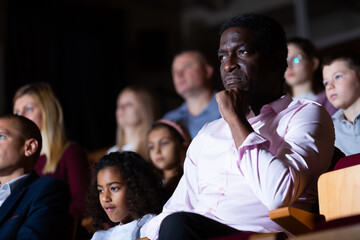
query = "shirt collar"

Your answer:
(0, 174), (30, 208)
(332, 109), (345, 121)
(332, 109), (360, 123)
(248, 94), (291, 124)
(267, 94), (293, 114)
(0, 173), (31, 192)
